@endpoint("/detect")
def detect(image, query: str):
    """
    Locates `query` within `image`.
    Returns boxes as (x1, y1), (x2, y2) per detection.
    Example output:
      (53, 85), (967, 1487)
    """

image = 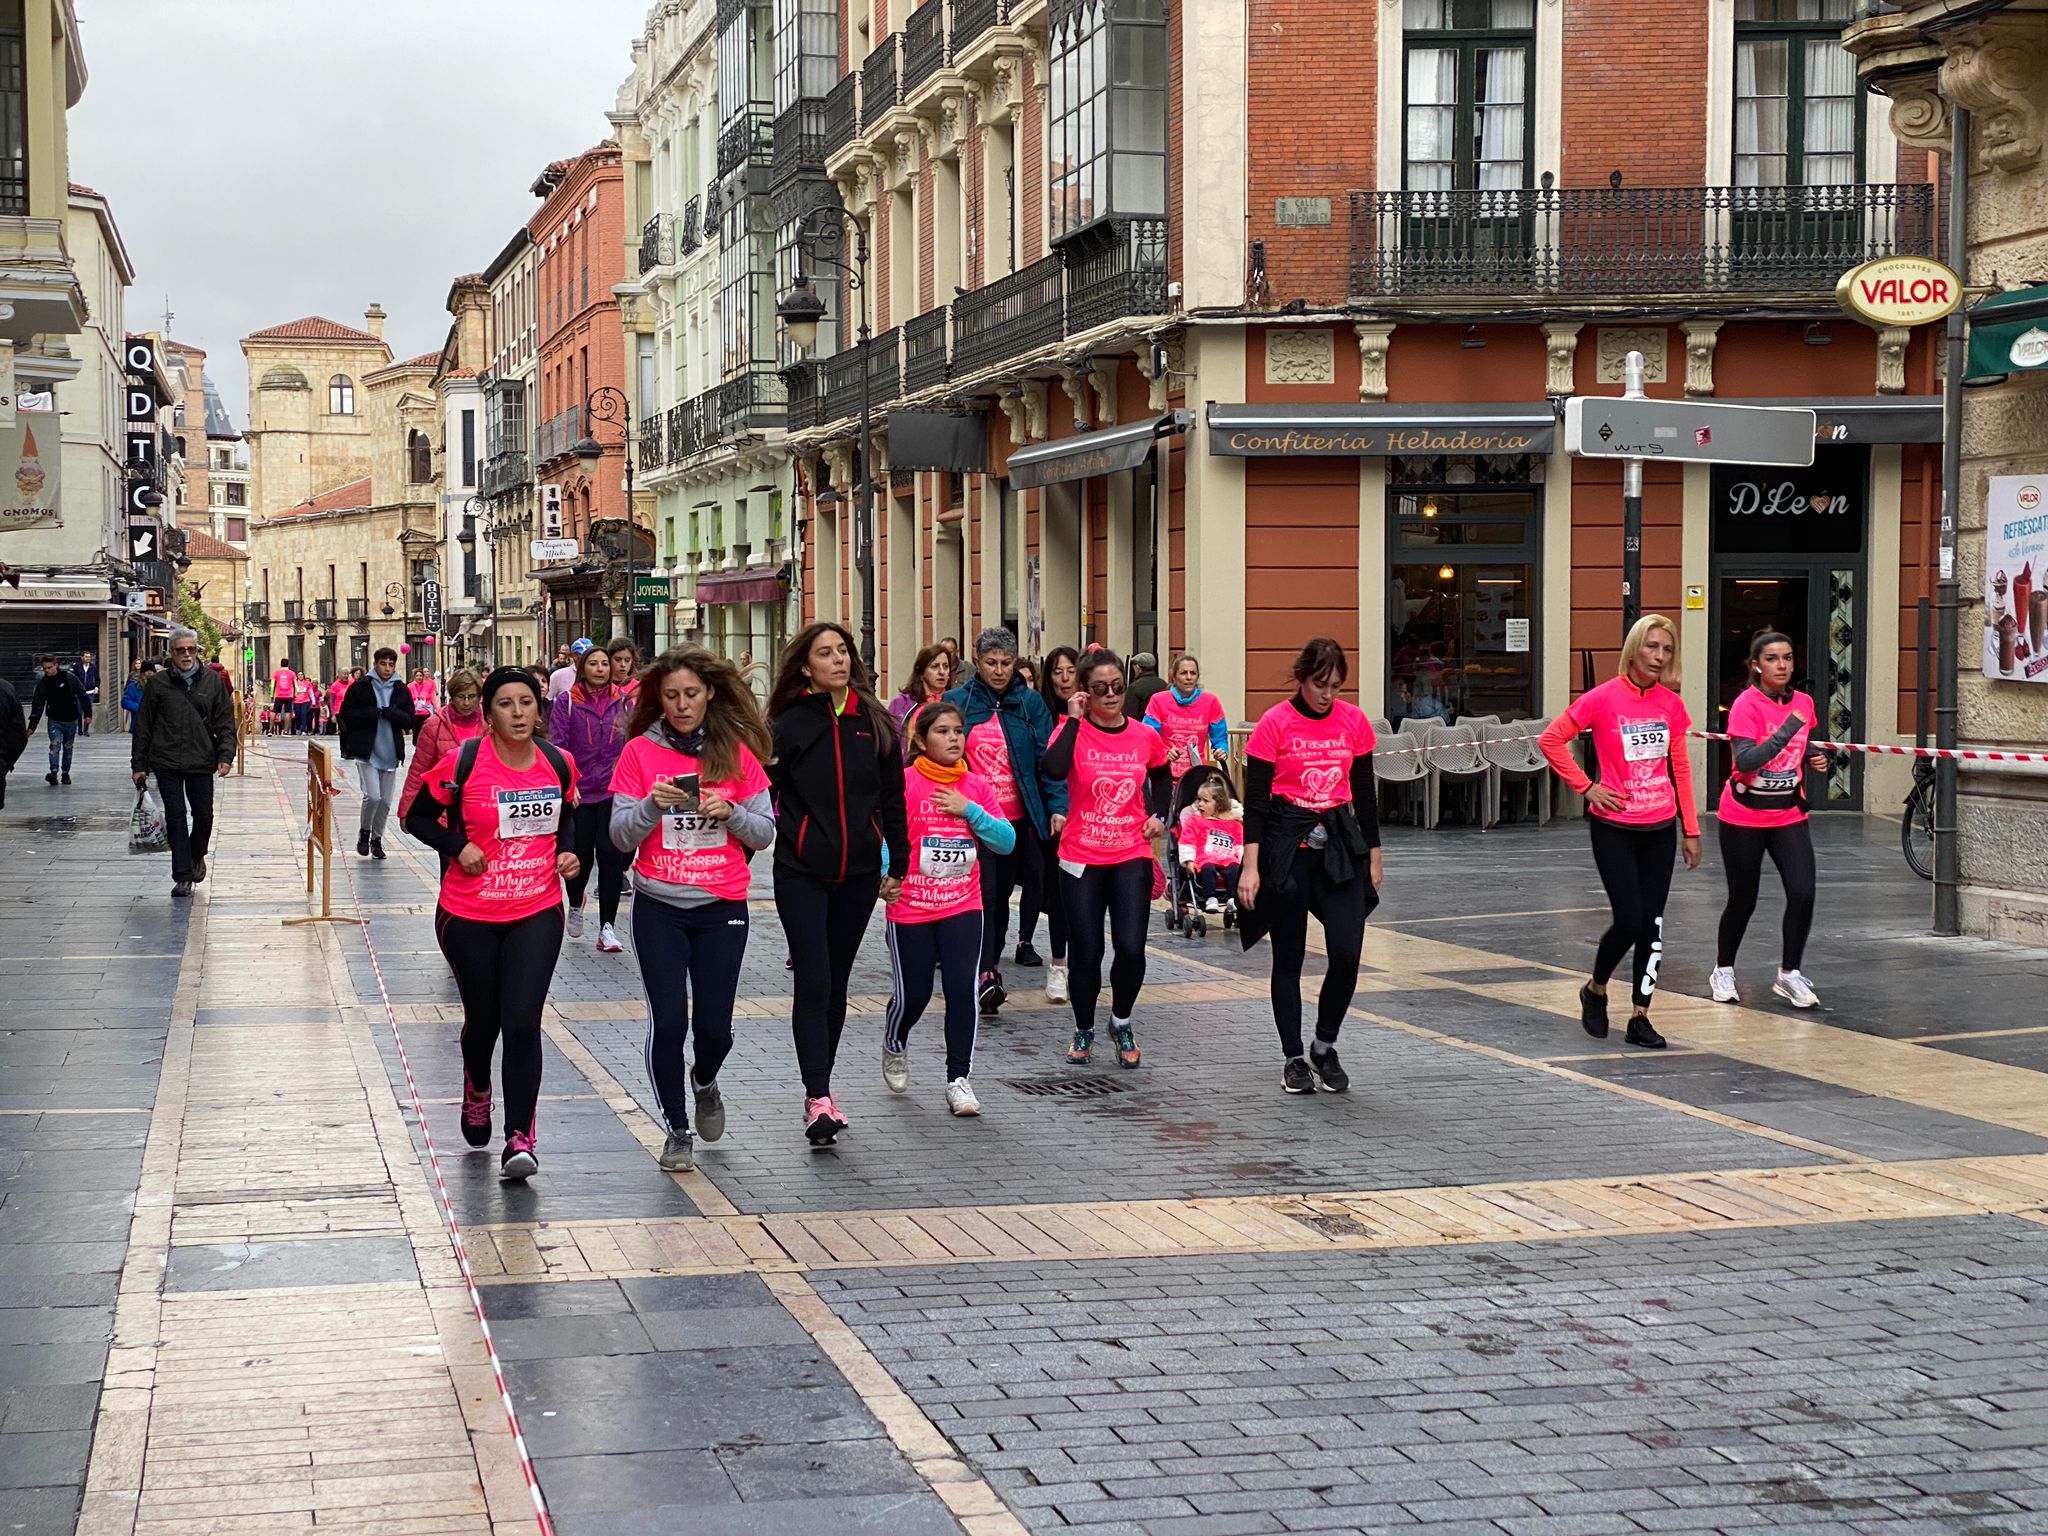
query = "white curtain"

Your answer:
(1803, 40), (1857, 185)
(1477, 46), (1526, 190)
(1405, 48), (1457, 193)
(1734, 39), (1788, 187)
